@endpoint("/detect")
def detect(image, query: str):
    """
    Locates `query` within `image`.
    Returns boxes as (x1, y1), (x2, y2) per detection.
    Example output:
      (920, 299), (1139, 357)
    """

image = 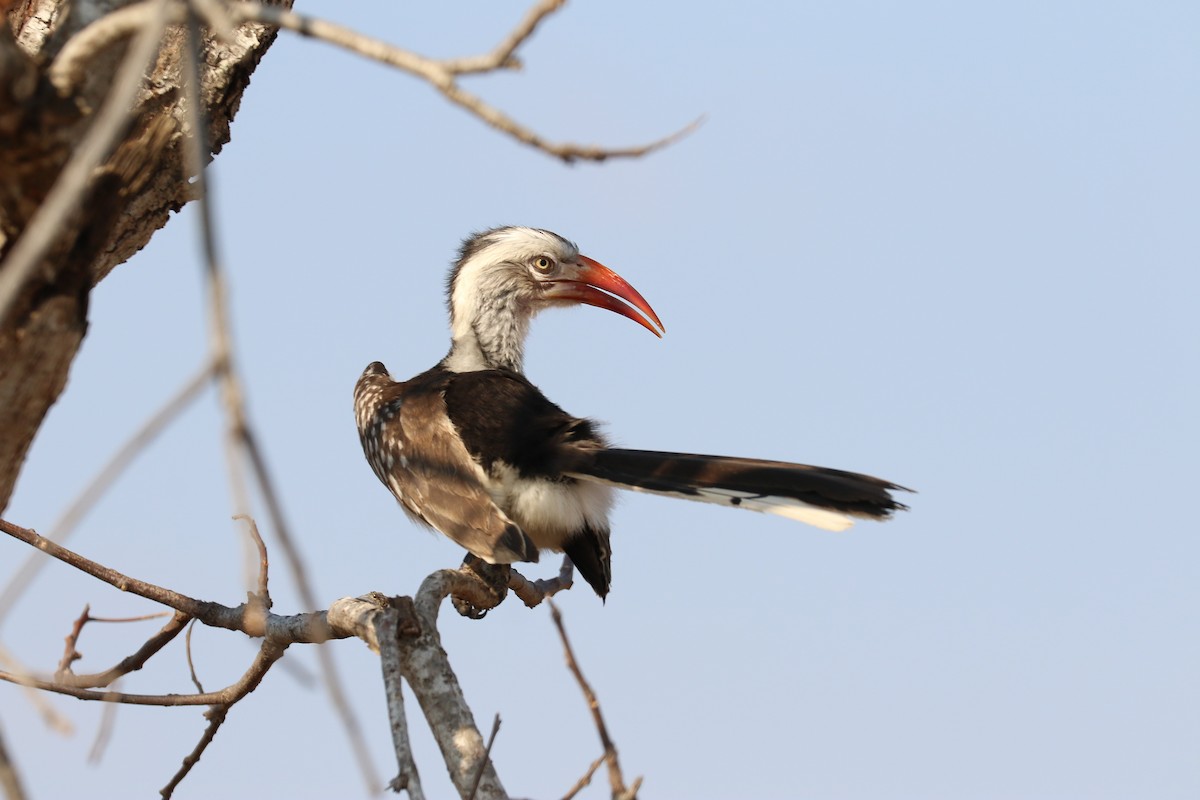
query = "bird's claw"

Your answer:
(451, 595), (490, 619)
(450, 555), (511, 619)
